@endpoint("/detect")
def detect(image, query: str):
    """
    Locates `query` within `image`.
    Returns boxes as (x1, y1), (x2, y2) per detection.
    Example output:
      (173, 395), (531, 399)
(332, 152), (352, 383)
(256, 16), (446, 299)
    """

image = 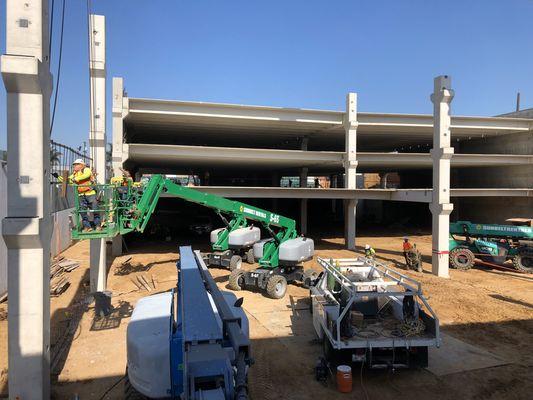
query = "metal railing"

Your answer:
(50, 140), (92, 177)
